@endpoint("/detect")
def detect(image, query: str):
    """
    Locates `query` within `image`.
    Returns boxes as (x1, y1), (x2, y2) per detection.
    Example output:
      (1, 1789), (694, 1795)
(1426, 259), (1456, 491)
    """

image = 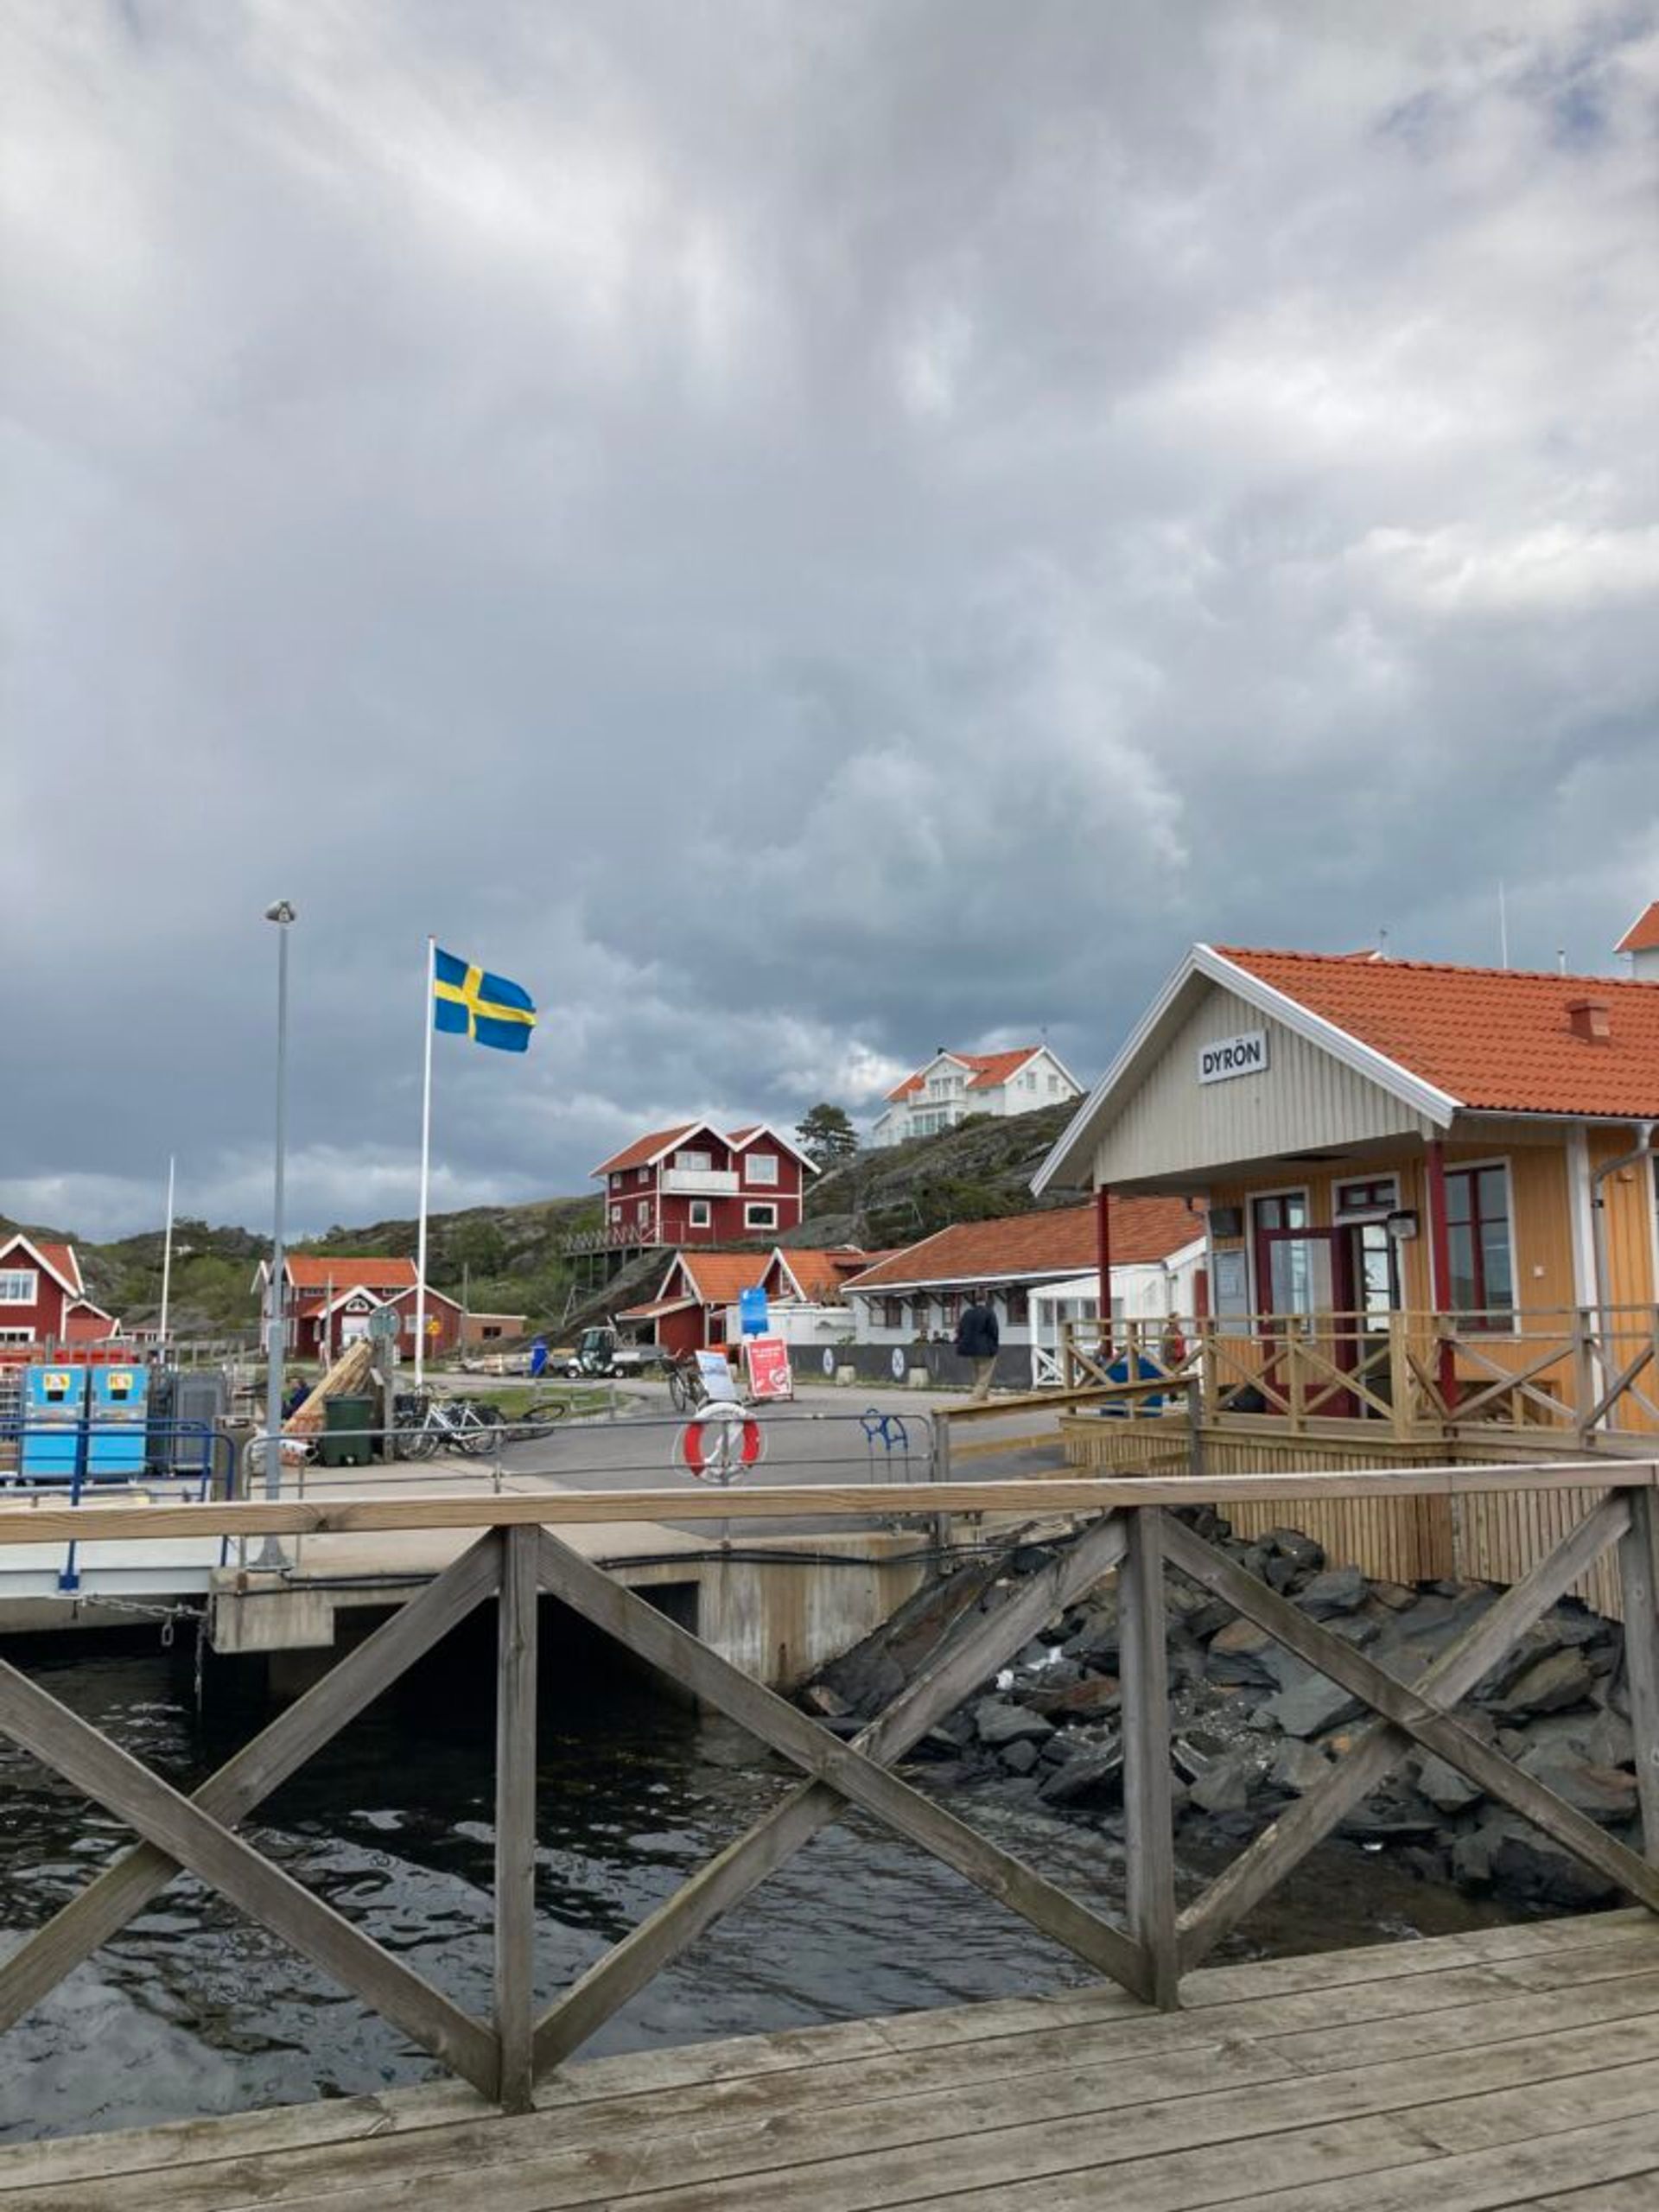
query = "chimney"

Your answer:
(1567, 997), (1611, 1044)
